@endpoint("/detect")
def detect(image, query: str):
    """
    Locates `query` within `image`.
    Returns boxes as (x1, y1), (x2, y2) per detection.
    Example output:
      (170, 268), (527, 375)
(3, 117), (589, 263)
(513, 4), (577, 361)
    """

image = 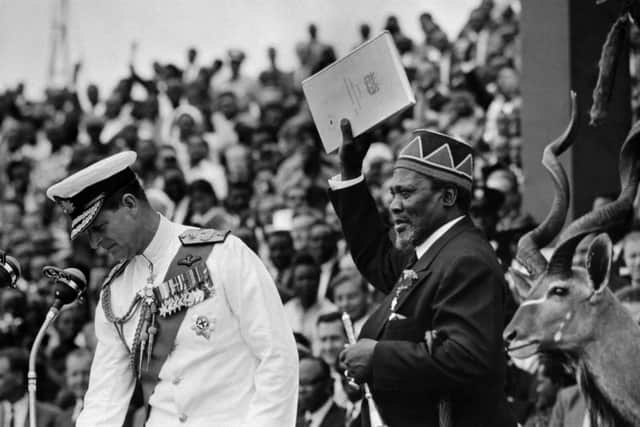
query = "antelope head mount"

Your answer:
(504, 106), (640, 360)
